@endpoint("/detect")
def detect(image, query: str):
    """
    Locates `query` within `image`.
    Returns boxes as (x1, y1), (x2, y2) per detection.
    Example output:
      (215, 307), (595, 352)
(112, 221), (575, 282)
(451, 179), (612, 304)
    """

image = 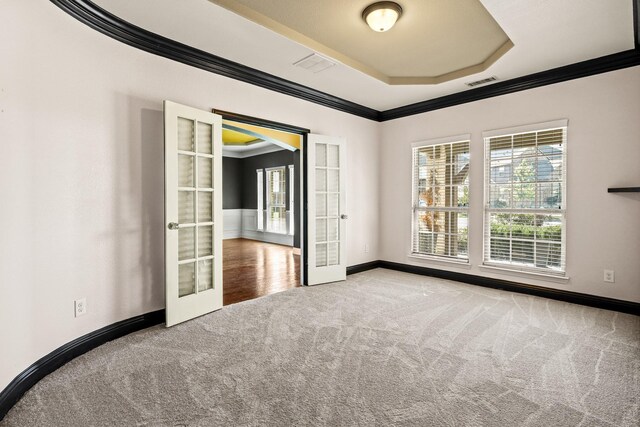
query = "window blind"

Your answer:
(412, 140), (470, 260)
(483, 124), (567, 274)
